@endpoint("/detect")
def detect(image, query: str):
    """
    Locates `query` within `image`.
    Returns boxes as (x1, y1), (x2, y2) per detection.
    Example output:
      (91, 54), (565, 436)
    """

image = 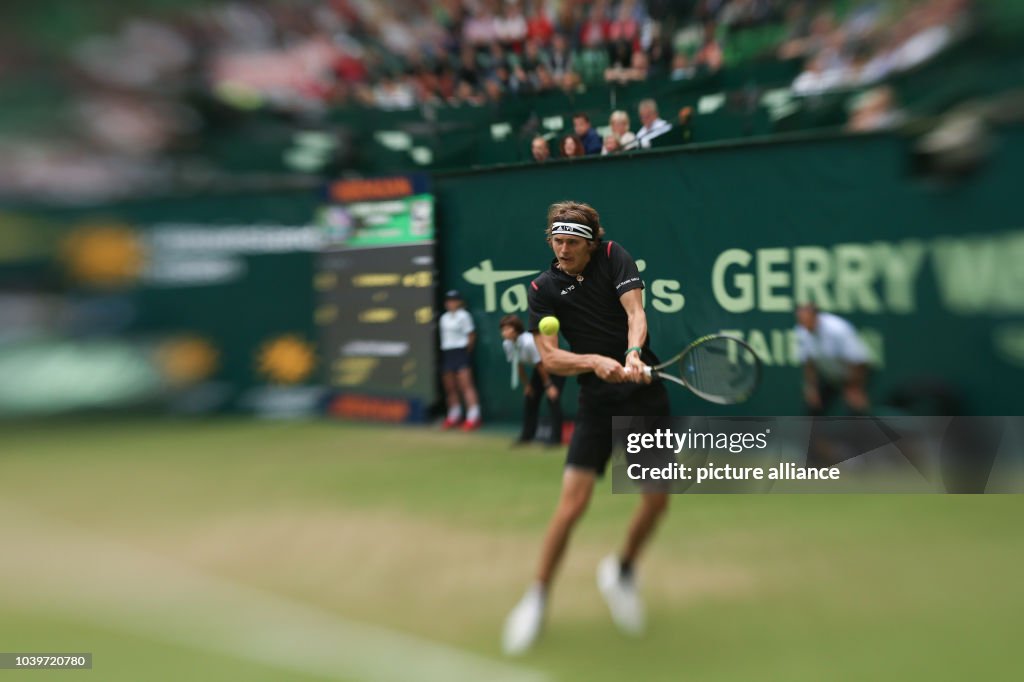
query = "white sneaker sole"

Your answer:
(502, 592), (545, 655)
(597, 555), (645, 635)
